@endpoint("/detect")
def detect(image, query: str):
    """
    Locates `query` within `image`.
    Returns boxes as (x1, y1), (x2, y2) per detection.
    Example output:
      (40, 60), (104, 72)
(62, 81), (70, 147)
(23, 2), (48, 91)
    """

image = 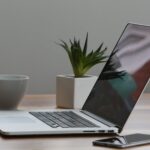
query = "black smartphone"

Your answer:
(93, 133), (150, 148)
